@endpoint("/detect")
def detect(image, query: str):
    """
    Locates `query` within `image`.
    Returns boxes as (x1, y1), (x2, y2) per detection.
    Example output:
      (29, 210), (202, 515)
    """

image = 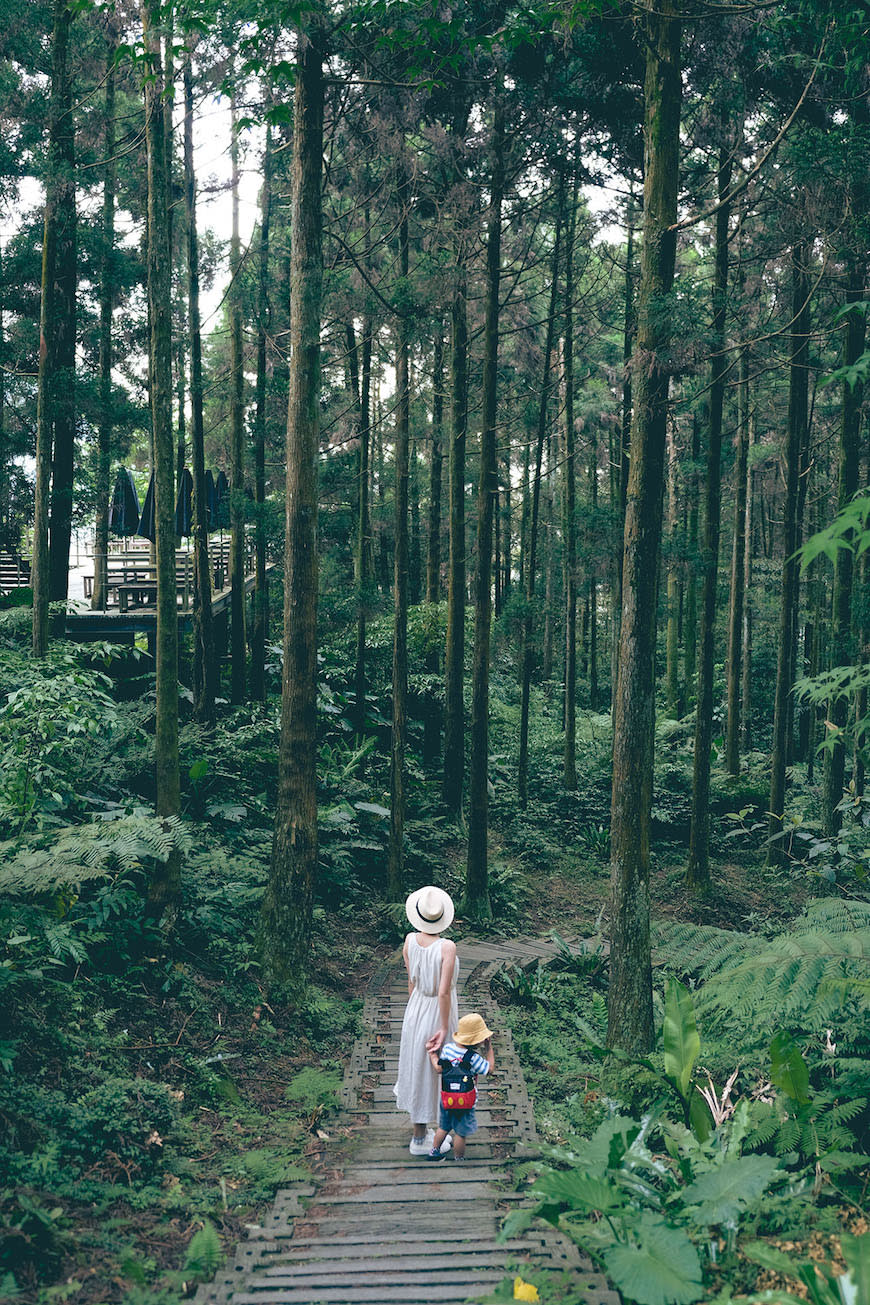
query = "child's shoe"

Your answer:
(426, 1146), (445, 1160)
